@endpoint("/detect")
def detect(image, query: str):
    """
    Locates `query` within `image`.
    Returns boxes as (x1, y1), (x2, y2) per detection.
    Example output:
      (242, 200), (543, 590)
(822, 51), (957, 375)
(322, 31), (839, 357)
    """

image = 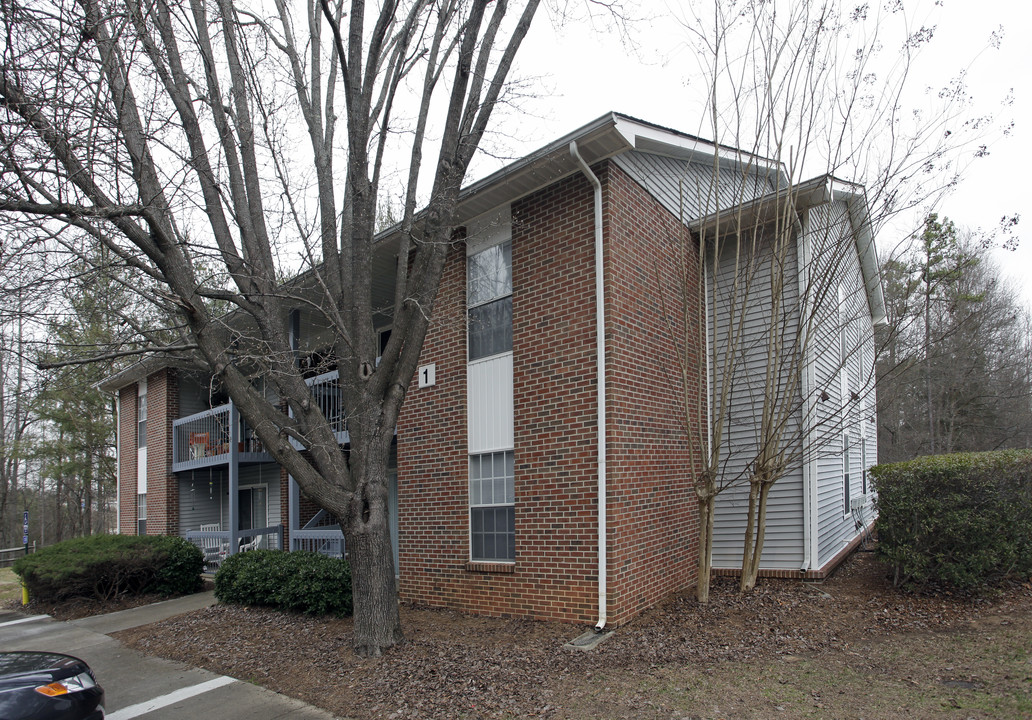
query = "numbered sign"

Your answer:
(418, 363), (436, 388)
